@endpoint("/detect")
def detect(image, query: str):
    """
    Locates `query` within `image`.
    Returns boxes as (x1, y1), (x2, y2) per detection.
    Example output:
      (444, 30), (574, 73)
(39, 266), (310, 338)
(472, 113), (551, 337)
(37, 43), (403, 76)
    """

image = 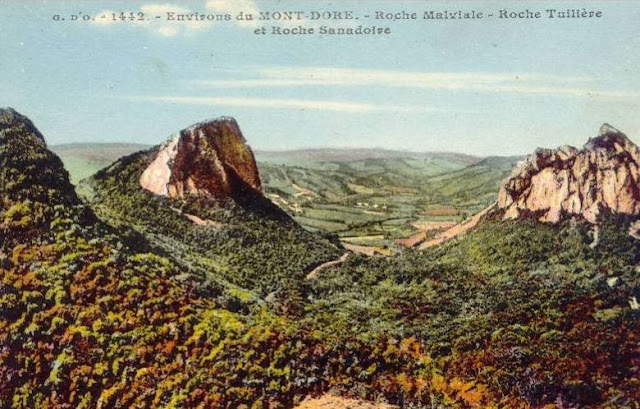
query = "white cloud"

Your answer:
(142, 4), (208, 33)
(191, 66), (639, 100)
(140, 4), (189, 15)
(124, 95), (433, 113)
(206, 0), (259, 26)
(191, 79), (322, 88)
(486, 84), (640, 100)
(206, 0), (259, 14)
(156, 25), (181, 37)
(92, 4), (209, 37)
